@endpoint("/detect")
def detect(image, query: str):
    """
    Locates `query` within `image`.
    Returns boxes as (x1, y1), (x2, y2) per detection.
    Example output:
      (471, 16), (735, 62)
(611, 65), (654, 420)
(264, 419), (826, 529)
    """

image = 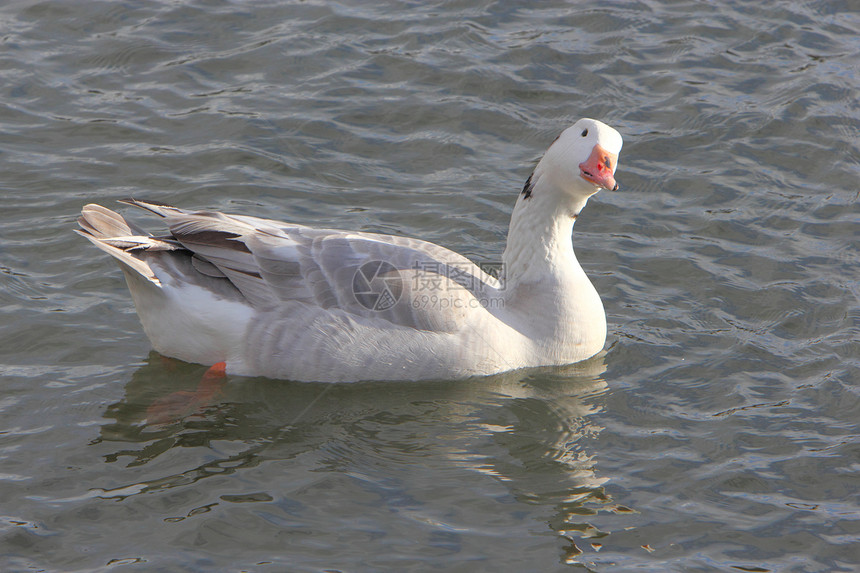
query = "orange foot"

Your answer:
(146, 362), (228, 426)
